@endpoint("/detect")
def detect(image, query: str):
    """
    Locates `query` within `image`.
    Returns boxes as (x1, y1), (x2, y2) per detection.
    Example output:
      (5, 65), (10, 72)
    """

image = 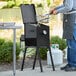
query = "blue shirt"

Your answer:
(55, 0), (76, 13)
